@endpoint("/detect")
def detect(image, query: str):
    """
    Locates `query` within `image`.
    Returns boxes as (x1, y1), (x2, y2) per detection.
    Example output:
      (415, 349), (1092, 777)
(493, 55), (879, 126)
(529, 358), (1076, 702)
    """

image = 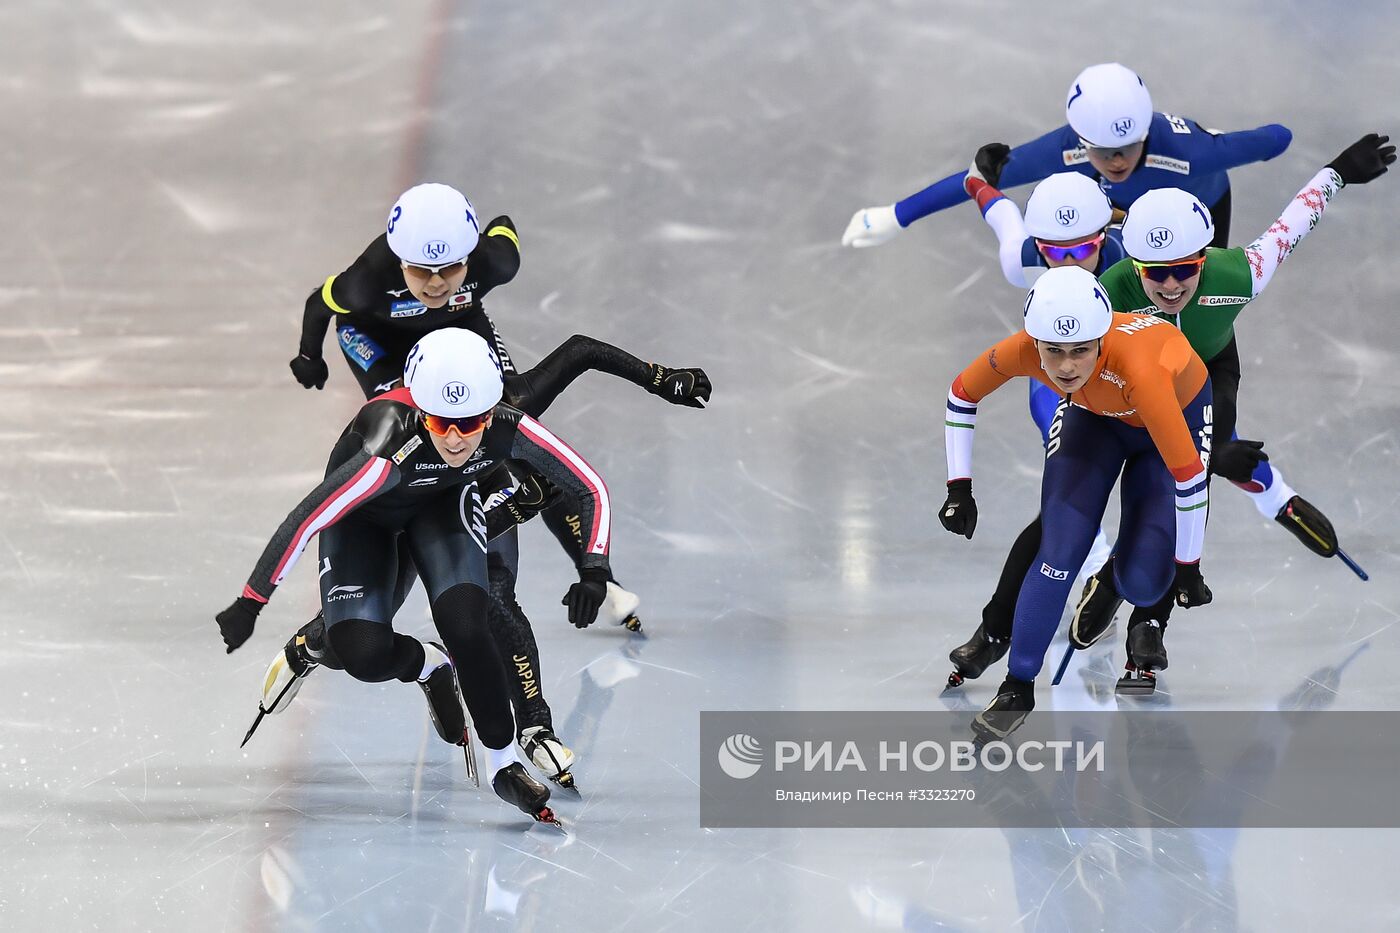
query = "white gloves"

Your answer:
(841, 204), (901, 248)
